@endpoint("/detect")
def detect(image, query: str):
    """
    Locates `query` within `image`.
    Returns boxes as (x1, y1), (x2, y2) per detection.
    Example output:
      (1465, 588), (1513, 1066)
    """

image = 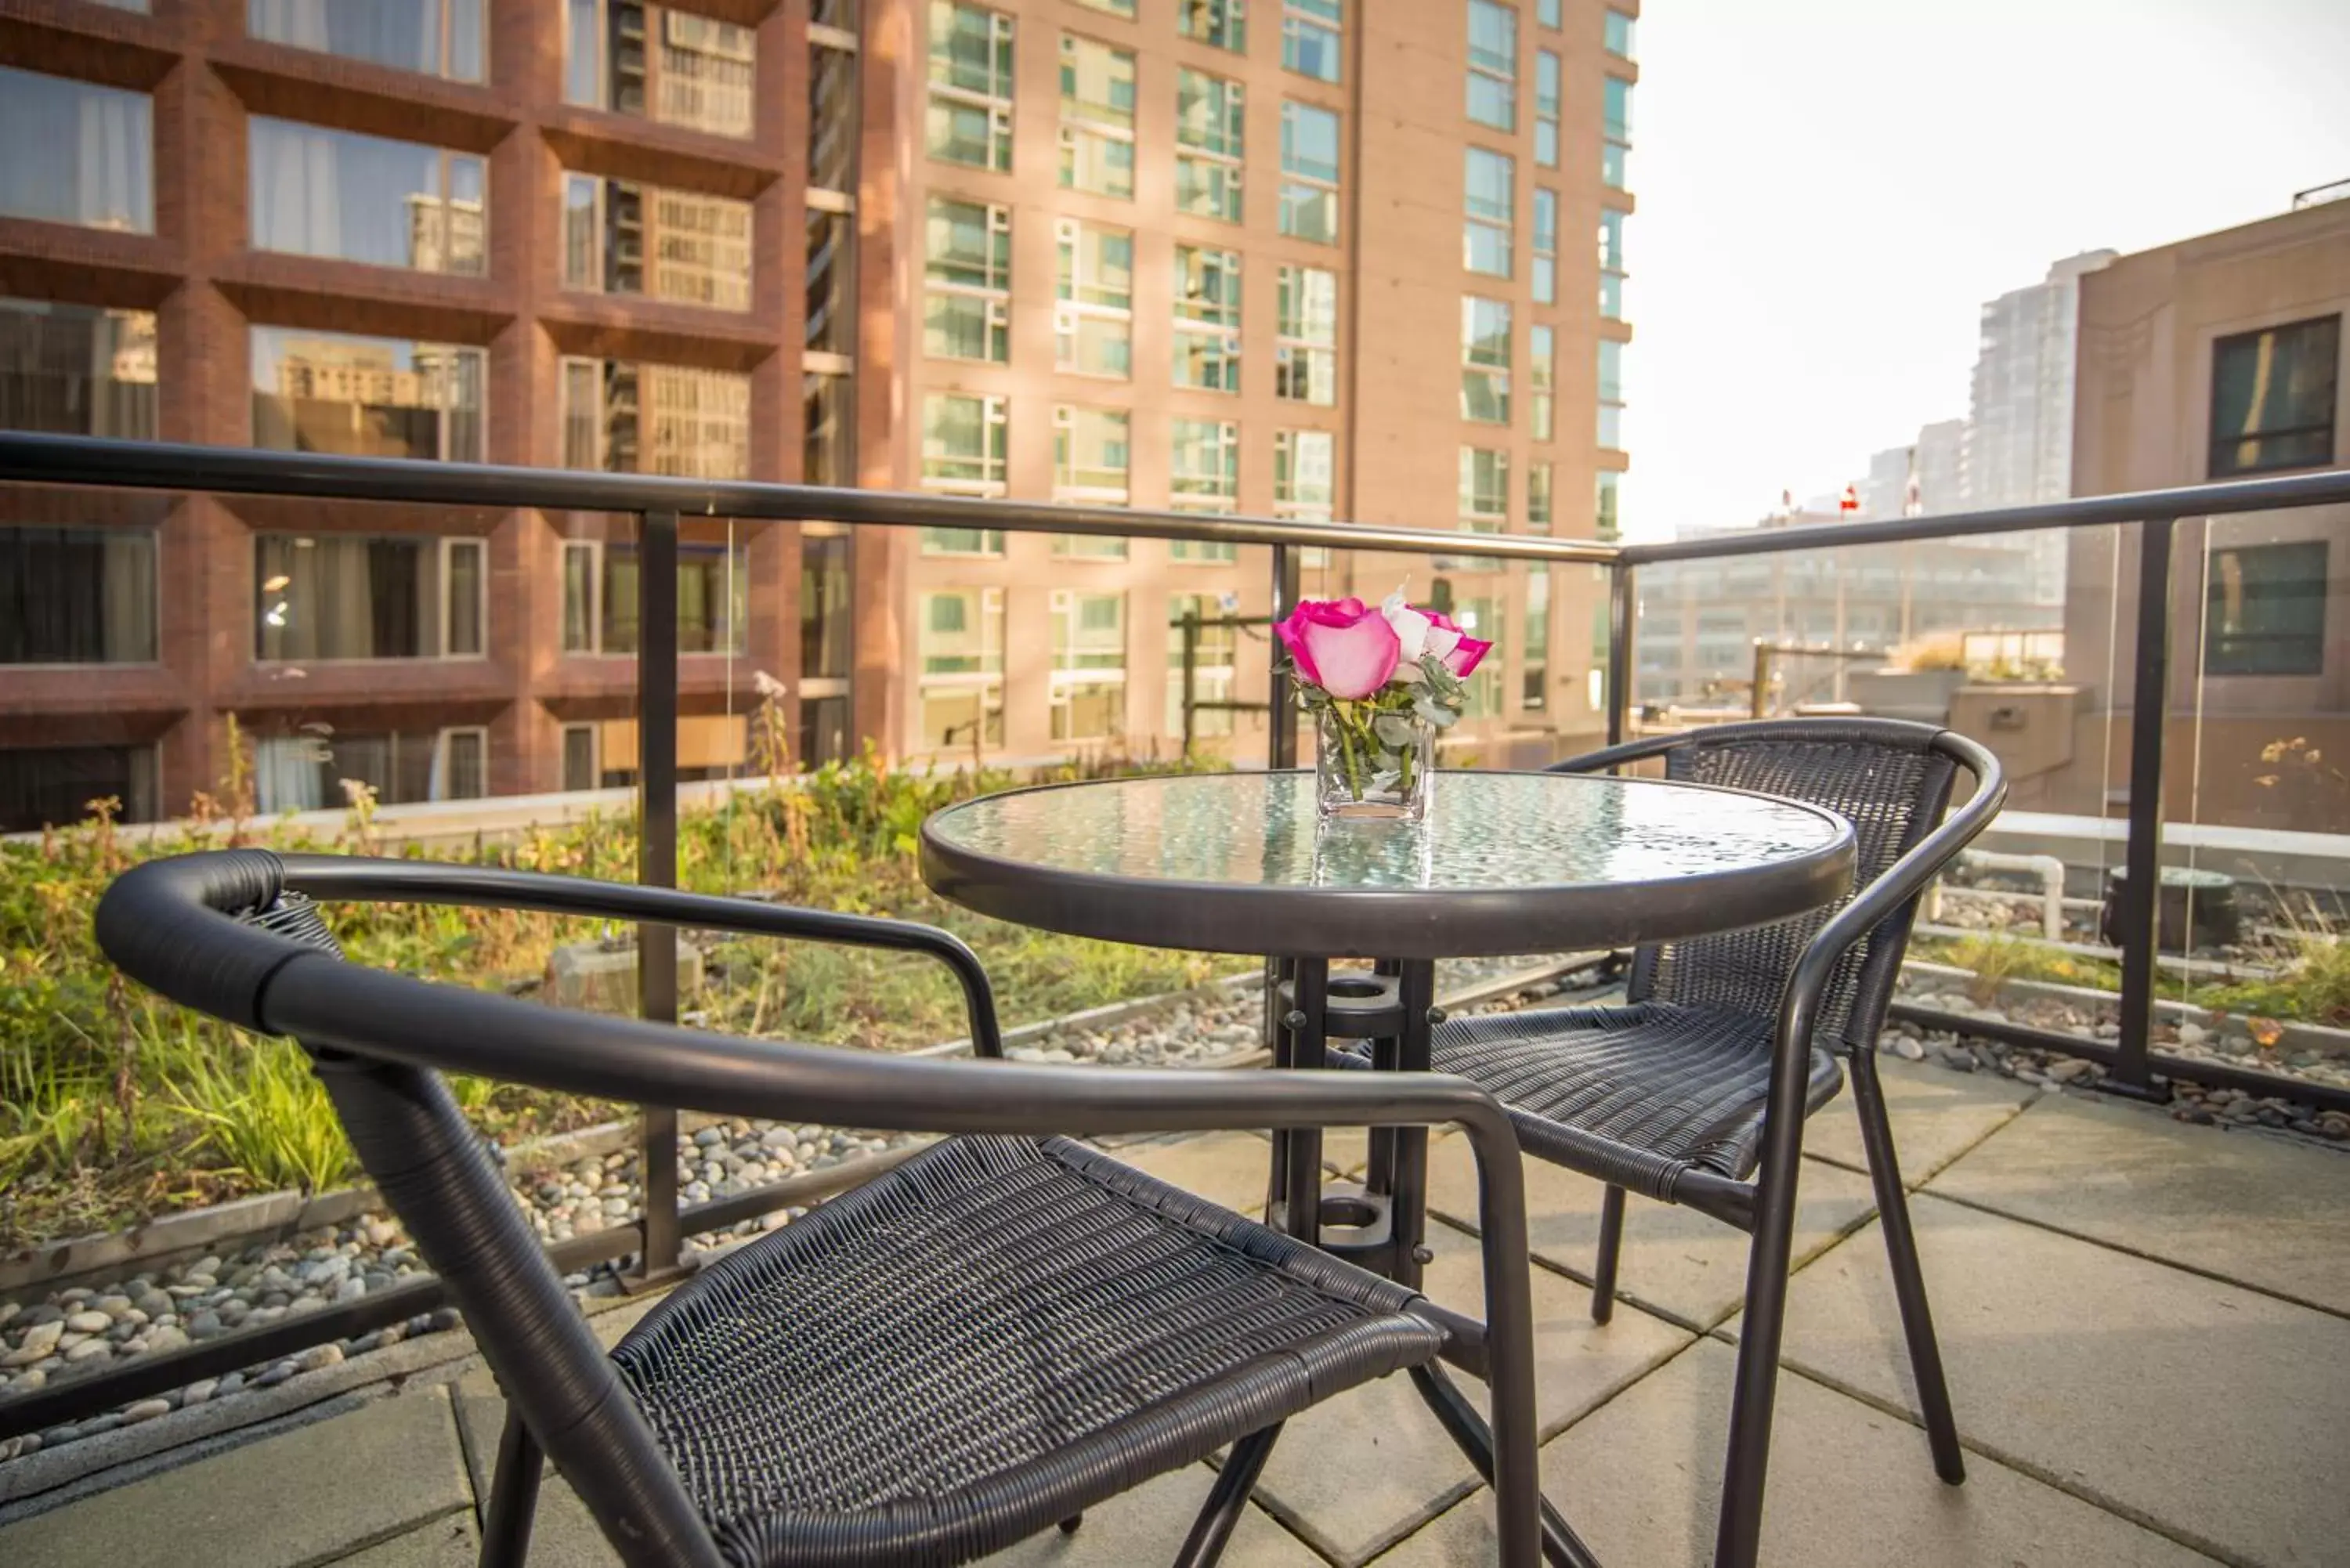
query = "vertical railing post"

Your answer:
(1607, 562), (1635, 745)
(636, 509), (683, 1277)
(2111, 516), (2175, 1099)
(1180, 608), (1199, 759)
(1268, 543), (1300, 768)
